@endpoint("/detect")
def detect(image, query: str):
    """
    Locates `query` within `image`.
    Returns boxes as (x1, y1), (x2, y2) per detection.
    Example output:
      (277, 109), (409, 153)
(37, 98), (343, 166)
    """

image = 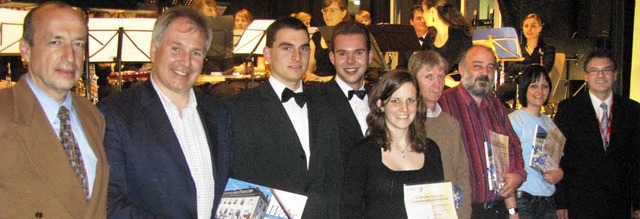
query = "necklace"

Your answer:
(400, 145), (410, 158)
